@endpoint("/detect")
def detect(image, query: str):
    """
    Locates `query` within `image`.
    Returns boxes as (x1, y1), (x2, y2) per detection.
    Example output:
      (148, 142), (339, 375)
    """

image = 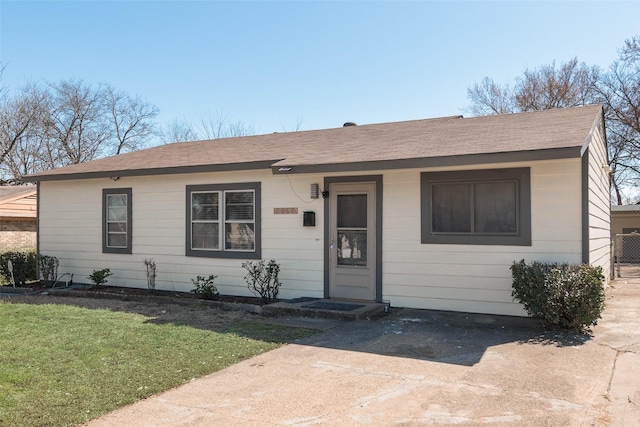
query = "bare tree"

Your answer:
(161, 110), (255, 143)
(465, 53), (640, 204)
(198, 110), (255, 139)
(161, 118), (198, 143)
(0, 83), (48, 181)
(105, 85), (159, 154)
(621, 35), (640, 63)
(468, 58), (600, 115)
(0, 63), (7, 103)
(514, 58), (600, 111)
(466, 77), (515, 116)
(280, 116), (305, 132)
(0, 79), (160, 181)
(43, 80), (111, 165)
(596, 36), (640, 204)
